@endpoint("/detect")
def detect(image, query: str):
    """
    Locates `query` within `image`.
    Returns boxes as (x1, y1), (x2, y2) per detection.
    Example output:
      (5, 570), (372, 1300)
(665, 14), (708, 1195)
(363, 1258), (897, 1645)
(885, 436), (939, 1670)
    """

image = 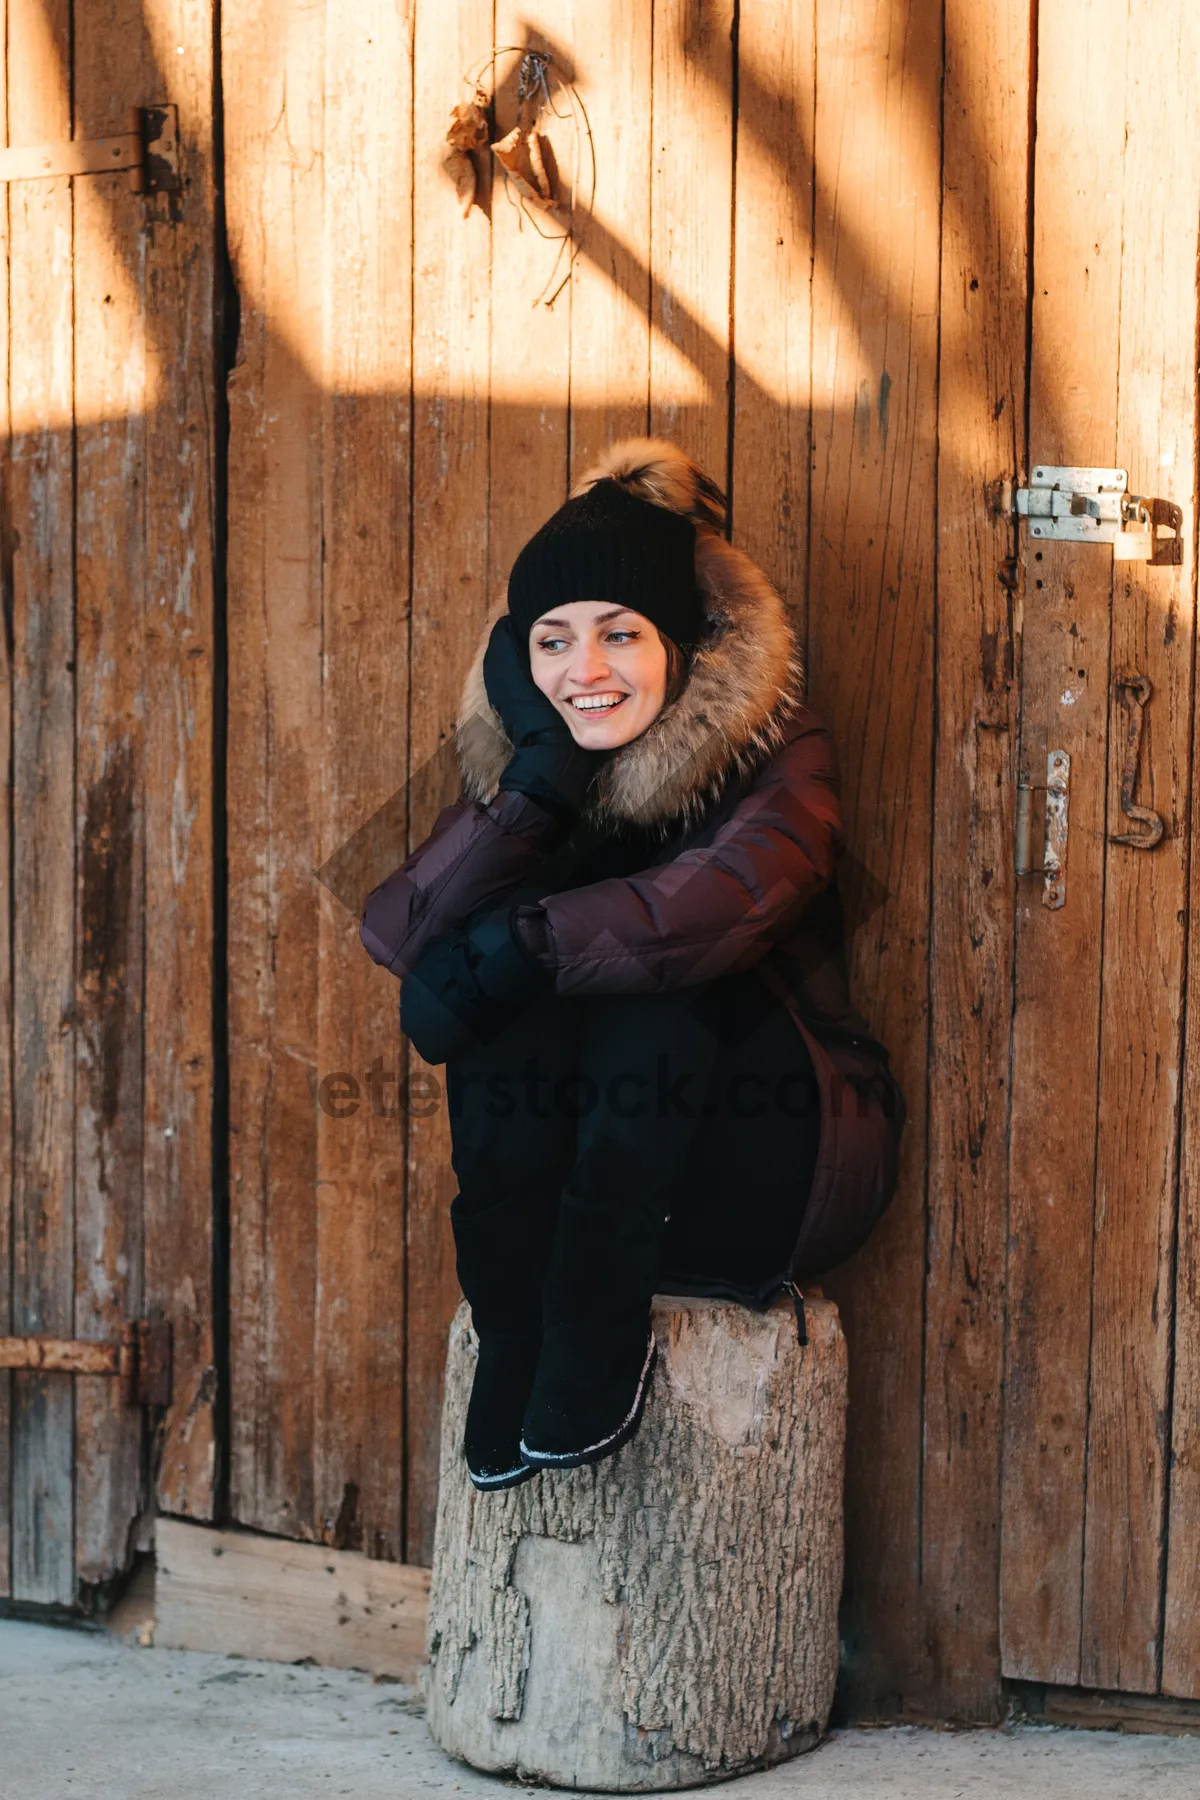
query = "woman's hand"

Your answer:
(483, 616), (610, 818)
(400, 899), (552, 1065)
